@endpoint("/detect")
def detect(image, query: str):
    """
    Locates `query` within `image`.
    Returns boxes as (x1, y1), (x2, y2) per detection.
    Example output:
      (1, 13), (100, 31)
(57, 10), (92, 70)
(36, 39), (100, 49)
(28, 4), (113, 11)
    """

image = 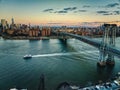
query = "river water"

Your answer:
(0, 37), (120, 90)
